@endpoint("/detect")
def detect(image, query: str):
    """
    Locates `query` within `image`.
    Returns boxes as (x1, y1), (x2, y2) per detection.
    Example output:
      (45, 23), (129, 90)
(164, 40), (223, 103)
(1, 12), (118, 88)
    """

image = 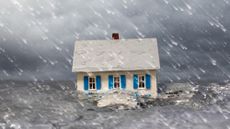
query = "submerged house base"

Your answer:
(77, 89), (148, 108)
(76, 70), (158, 108)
